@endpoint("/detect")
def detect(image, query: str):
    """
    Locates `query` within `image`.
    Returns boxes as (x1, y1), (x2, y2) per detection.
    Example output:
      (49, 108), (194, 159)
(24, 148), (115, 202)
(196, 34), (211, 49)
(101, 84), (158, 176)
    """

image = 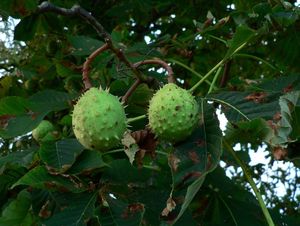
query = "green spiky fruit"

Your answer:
(72, 87), (127, 151)
(32, 120), (56, 142)
(148, 83), (199, 143)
